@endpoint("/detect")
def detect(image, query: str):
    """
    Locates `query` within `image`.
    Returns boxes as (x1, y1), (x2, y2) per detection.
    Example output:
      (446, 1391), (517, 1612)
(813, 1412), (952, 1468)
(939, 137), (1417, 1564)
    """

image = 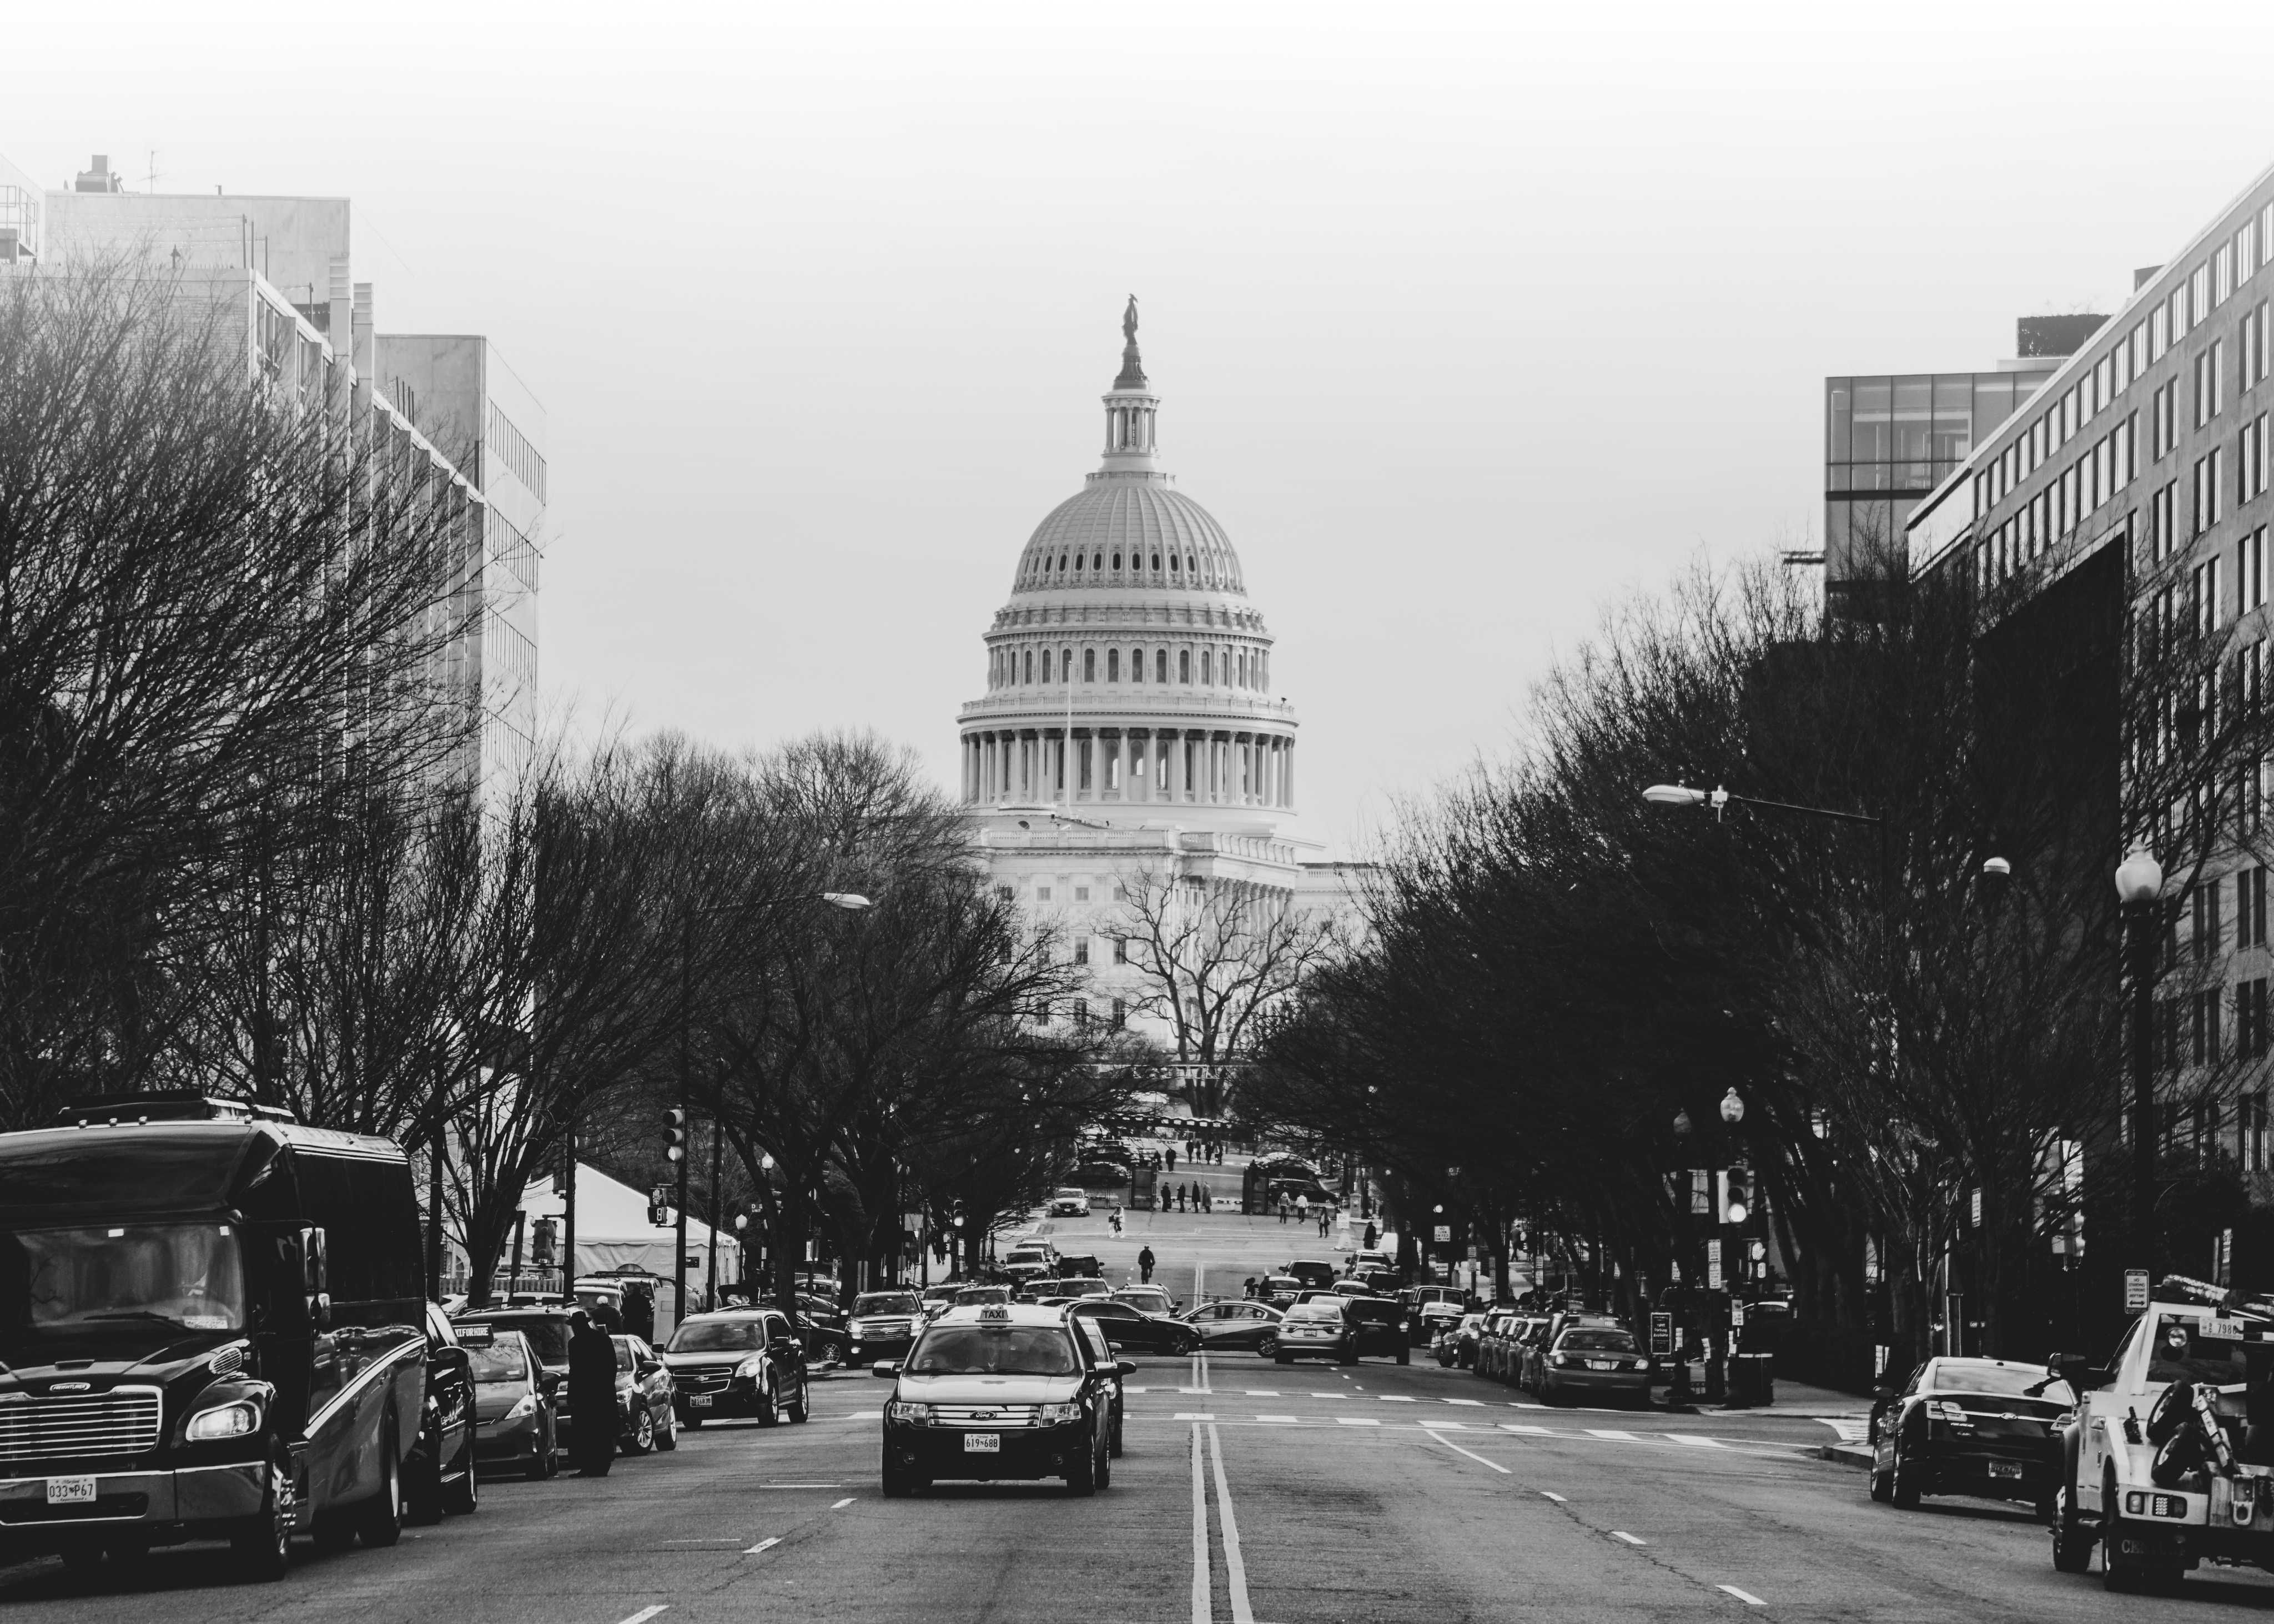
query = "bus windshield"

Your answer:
(0, 1223), (246, 1349)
